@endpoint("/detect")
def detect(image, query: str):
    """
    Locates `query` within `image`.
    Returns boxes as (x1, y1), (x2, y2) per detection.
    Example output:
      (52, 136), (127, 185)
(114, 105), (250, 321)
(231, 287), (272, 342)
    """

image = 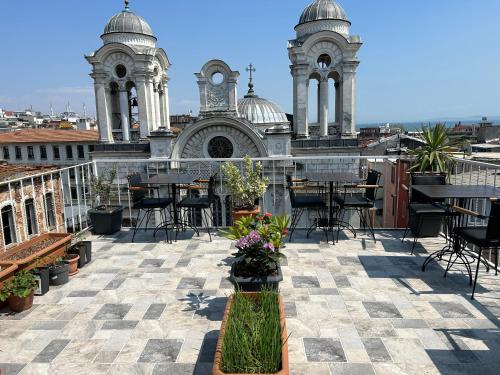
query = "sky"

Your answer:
(0, 0), (499, 124)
